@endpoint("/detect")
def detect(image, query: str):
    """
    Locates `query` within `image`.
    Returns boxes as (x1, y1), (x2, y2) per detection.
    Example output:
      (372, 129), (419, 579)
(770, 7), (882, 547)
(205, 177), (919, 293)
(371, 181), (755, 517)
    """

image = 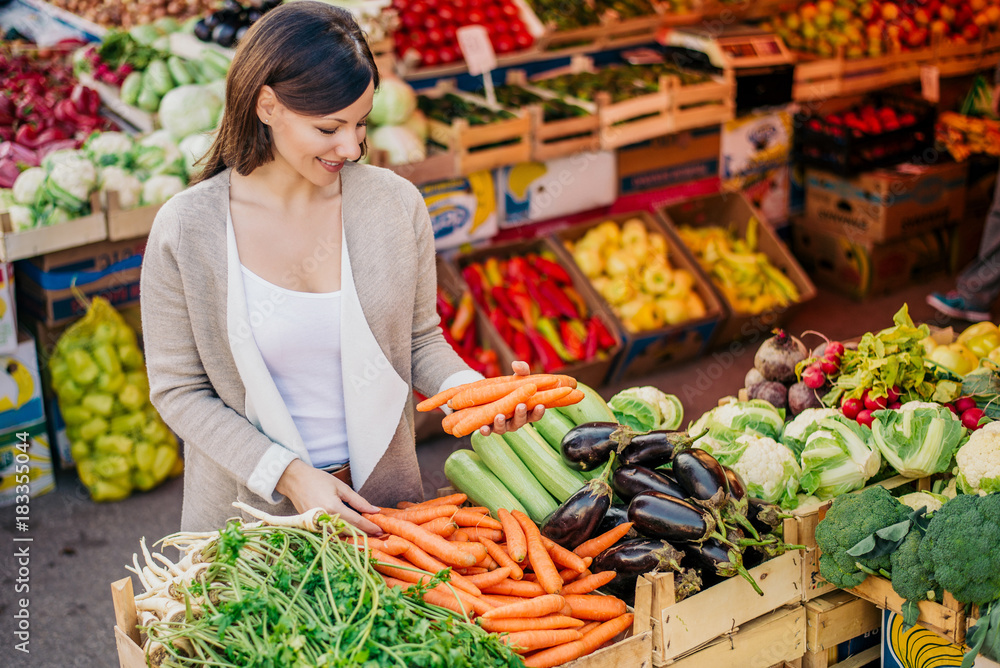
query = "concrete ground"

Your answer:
(0, 274), (962, 668)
